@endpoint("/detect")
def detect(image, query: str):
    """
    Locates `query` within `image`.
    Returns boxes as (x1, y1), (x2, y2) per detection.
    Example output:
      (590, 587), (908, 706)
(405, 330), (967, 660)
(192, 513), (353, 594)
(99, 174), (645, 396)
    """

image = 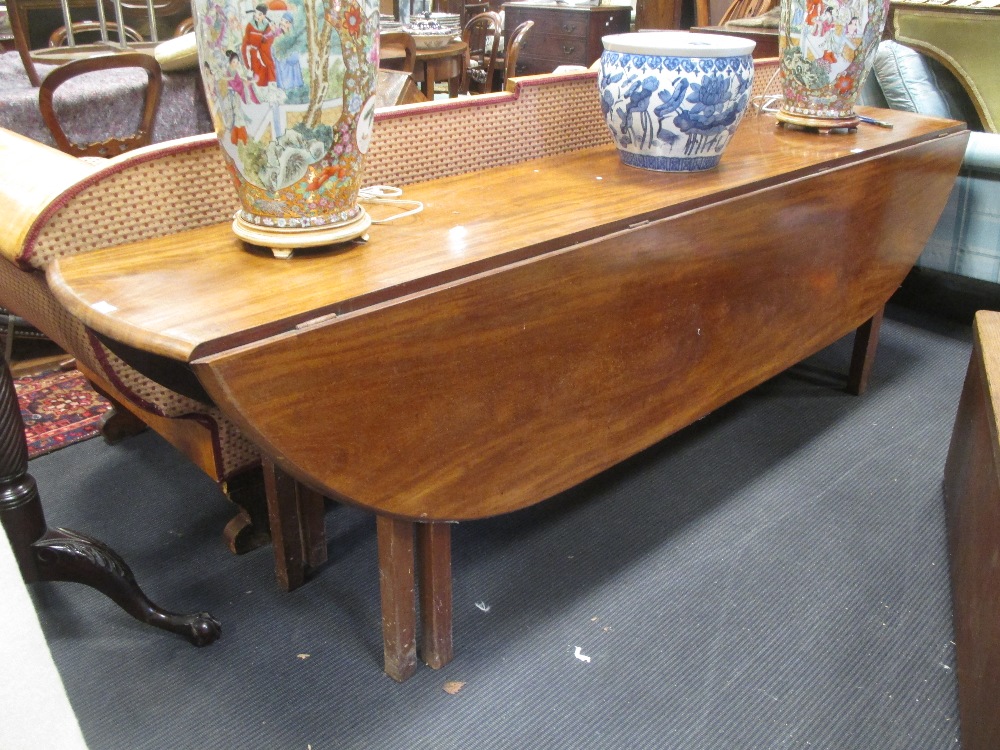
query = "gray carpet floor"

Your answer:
(25, 302), (969, 749)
